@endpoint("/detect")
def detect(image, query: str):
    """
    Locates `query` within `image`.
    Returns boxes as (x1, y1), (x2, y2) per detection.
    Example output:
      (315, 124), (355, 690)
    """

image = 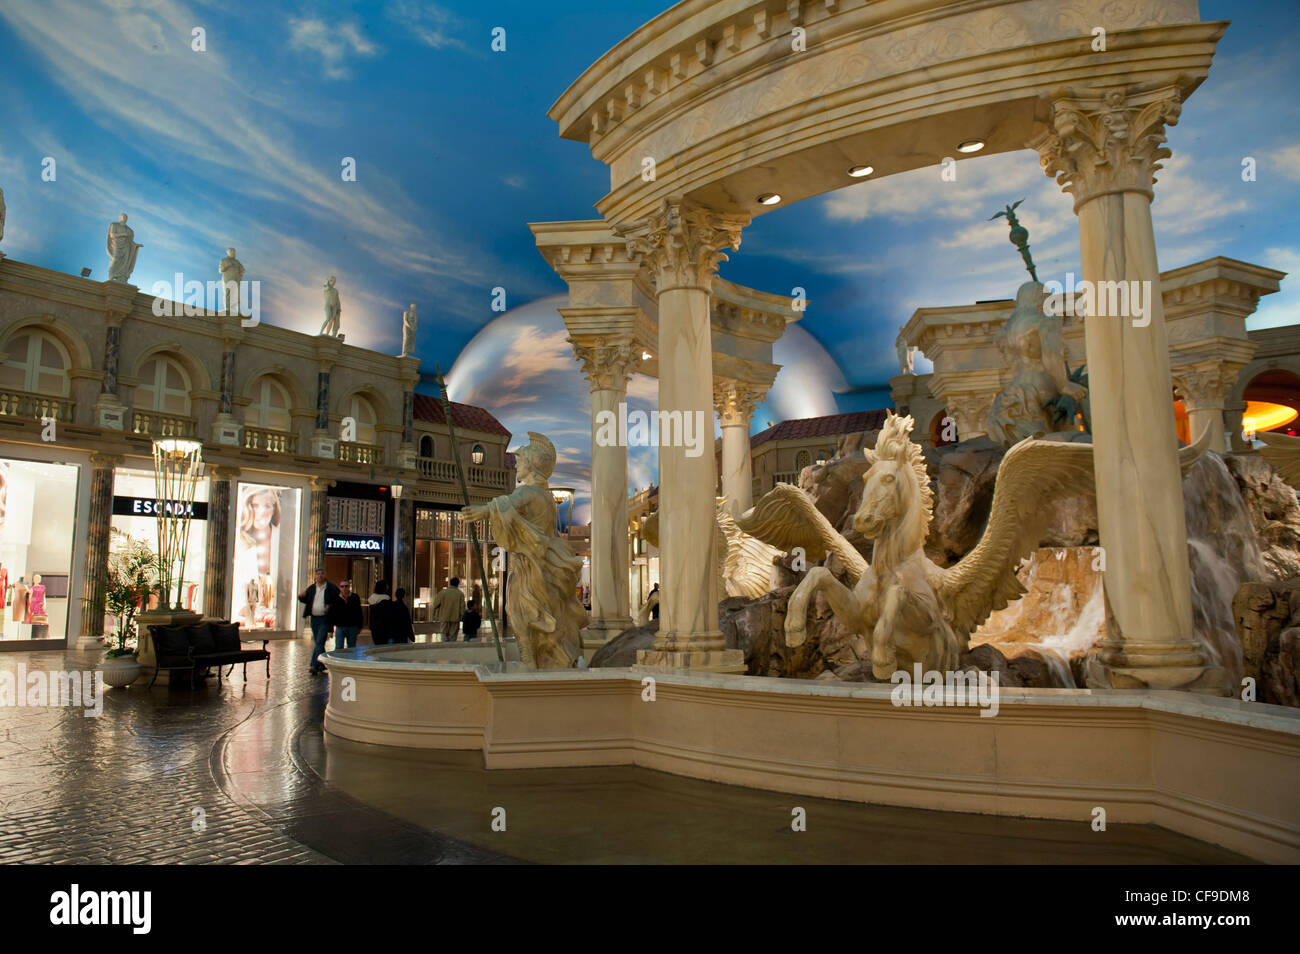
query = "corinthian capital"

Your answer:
(713, 379), (766, 426)
(614, 200), (748, 293)
(571, 335), (639, 392)
(1030, 84), (1184, 211)
(1172, 360), (1245, 410)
